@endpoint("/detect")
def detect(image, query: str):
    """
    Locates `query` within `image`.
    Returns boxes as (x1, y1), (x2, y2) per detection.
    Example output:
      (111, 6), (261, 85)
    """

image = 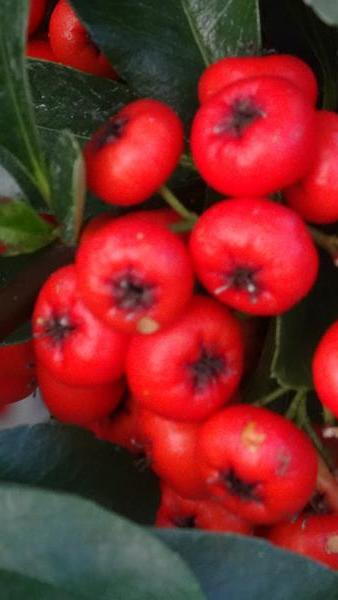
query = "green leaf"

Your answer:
(0, 0), (50, 203)
(0, 485), (203, 600)
(271, 251), (338, 389)
(48, 130), (85, 246)
(28, 60), (135, 143)
(0, 198), (55, 255)
(0, 422), (159, 525)
(303, 0), (338, 25)
(70, 0), (261, 123)
(1, 320), (32, 344)
(261, 1), (338, 110)
(156, 530), (338, 599)
(0, 568), (77, 600)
